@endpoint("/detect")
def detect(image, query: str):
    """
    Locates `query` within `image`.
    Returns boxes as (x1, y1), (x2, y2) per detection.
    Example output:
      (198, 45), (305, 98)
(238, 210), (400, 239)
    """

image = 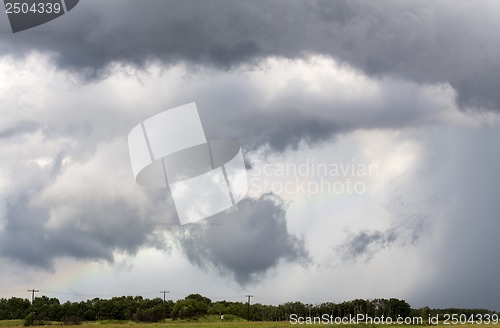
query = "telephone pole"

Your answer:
(27, 289), (39, 304)
(160, 290), (169, 302)
(160, 291), (169, 321)
(245, 295), (253, 322)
